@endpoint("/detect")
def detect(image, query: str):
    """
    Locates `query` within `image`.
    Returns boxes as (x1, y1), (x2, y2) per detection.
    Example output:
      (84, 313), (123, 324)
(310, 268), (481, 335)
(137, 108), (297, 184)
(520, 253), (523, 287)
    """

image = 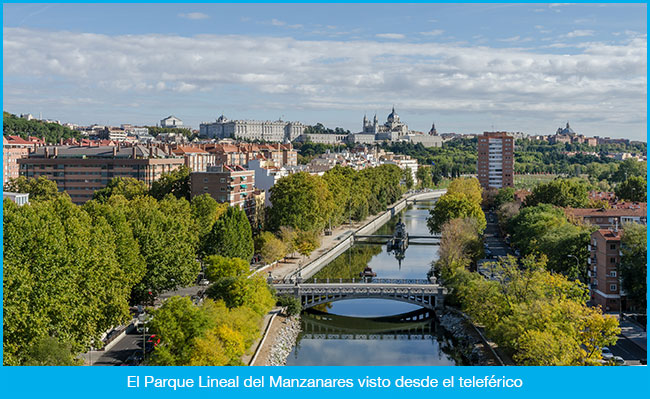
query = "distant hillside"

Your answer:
(3, 111), (81, 143)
